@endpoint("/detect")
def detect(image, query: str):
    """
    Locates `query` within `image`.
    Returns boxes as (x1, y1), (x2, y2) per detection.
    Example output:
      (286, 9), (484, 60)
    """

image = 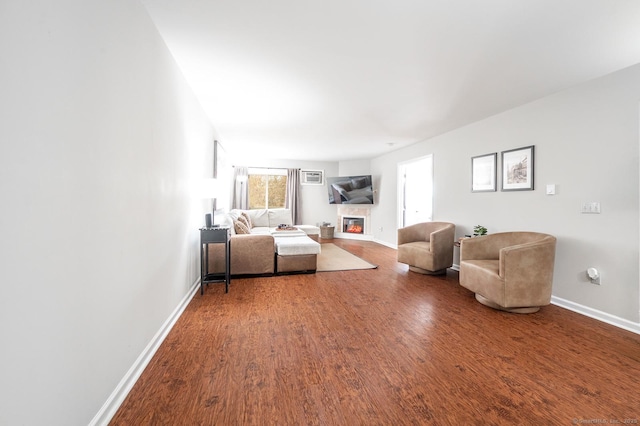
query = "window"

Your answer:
(248, 168), (287, 209)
